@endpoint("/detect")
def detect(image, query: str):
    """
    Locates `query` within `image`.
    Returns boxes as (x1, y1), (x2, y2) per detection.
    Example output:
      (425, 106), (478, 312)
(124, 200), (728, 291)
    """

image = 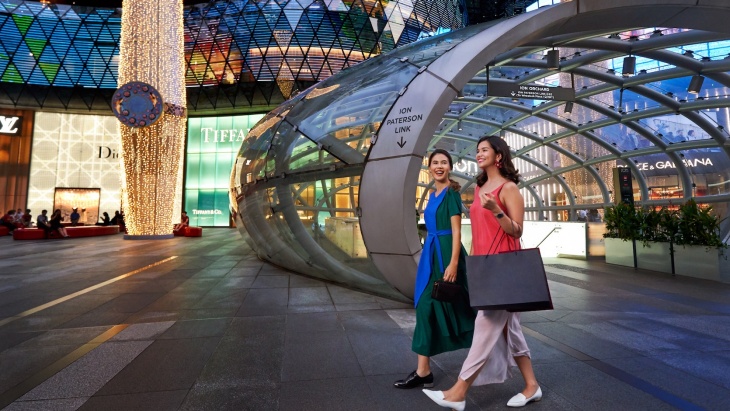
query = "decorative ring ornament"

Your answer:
(163, 102), (187, 118)
(111, 81), (164, 128)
